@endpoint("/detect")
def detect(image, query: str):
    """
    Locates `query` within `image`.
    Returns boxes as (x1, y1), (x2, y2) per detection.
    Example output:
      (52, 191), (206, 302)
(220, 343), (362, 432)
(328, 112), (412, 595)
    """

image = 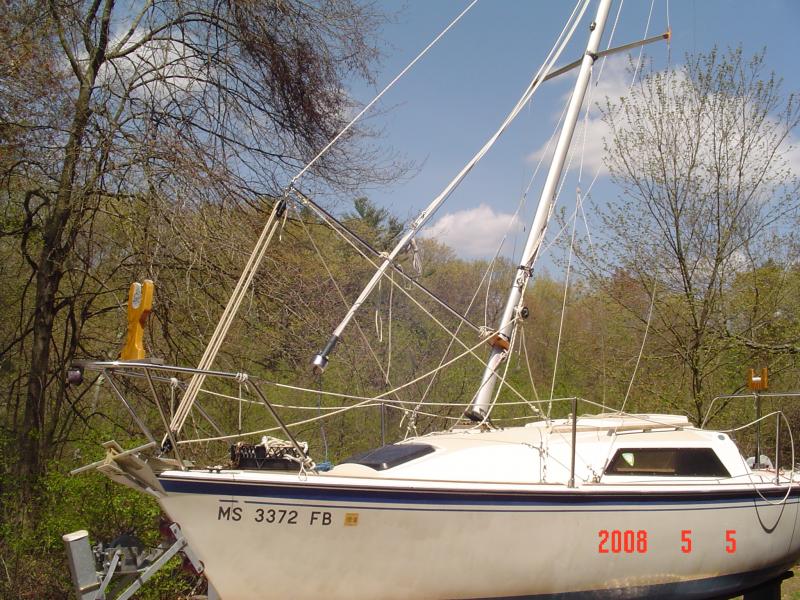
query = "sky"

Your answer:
(321, 0), (800, 262)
